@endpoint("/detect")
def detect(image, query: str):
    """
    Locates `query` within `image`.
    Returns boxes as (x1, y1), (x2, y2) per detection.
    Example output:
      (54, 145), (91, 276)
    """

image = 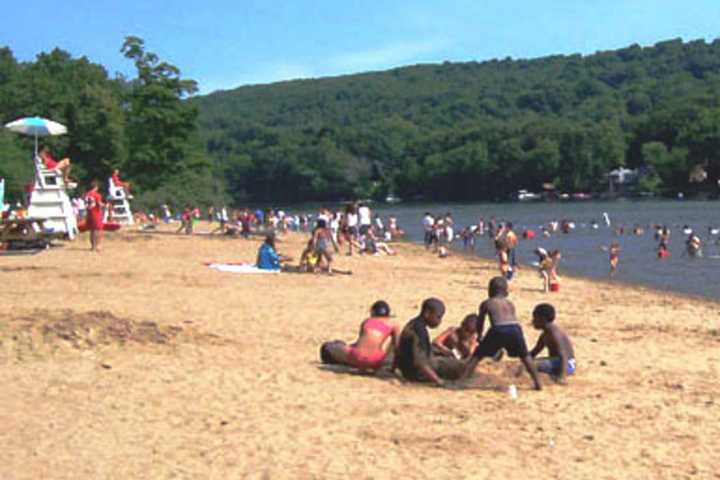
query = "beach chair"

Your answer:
(105, 176), (134, 225)
(26, 155), (78, 239)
